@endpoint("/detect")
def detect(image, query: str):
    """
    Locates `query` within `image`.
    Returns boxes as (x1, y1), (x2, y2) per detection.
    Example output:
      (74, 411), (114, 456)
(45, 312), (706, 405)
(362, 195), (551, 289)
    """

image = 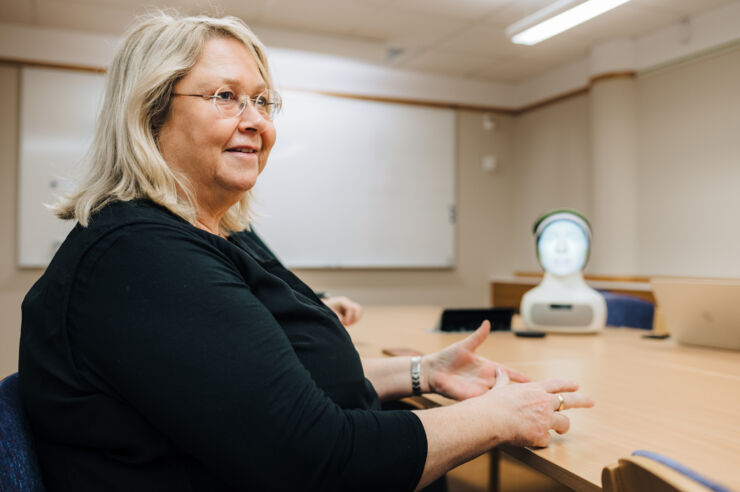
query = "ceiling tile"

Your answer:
(633, 0), (737, 17)
(352, 8), (469, 46)
(392, 0), (510, 21)
(436, 23), (523, 57)
(481, 0), (561, 27)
